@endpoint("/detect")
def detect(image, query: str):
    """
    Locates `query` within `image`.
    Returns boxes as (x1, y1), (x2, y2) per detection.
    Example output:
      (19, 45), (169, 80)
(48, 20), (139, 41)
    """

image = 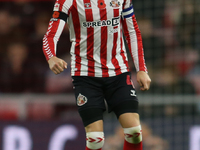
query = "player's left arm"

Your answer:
(121, 0), (151, 90)
(137, 71), (151, 91)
